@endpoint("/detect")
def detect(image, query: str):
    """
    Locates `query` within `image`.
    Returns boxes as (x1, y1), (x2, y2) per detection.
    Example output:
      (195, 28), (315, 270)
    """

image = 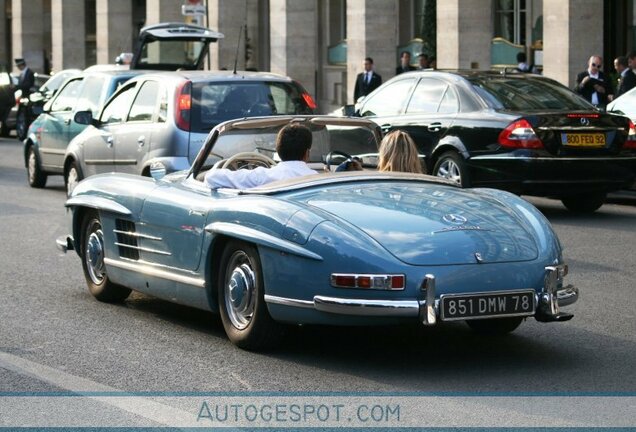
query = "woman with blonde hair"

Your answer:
(377, 130), (424, 174)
